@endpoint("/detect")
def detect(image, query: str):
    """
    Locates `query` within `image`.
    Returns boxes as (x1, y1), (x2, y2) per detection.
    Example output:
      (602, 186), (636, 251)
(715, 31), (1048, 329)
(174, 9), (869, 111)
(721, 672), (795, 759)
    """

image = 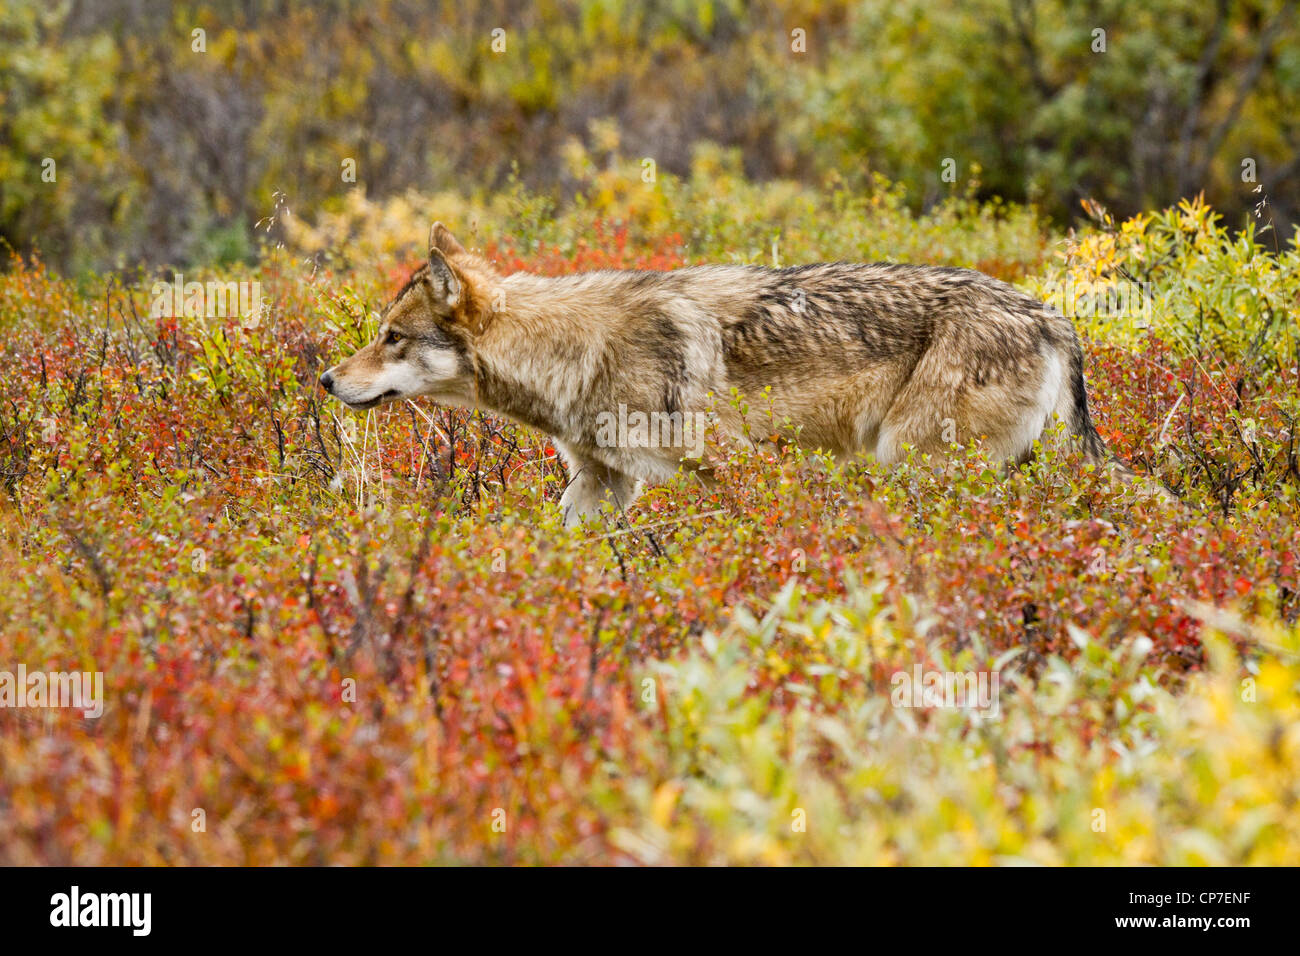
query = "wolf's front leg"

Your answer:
(558, 452), (641, 529)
